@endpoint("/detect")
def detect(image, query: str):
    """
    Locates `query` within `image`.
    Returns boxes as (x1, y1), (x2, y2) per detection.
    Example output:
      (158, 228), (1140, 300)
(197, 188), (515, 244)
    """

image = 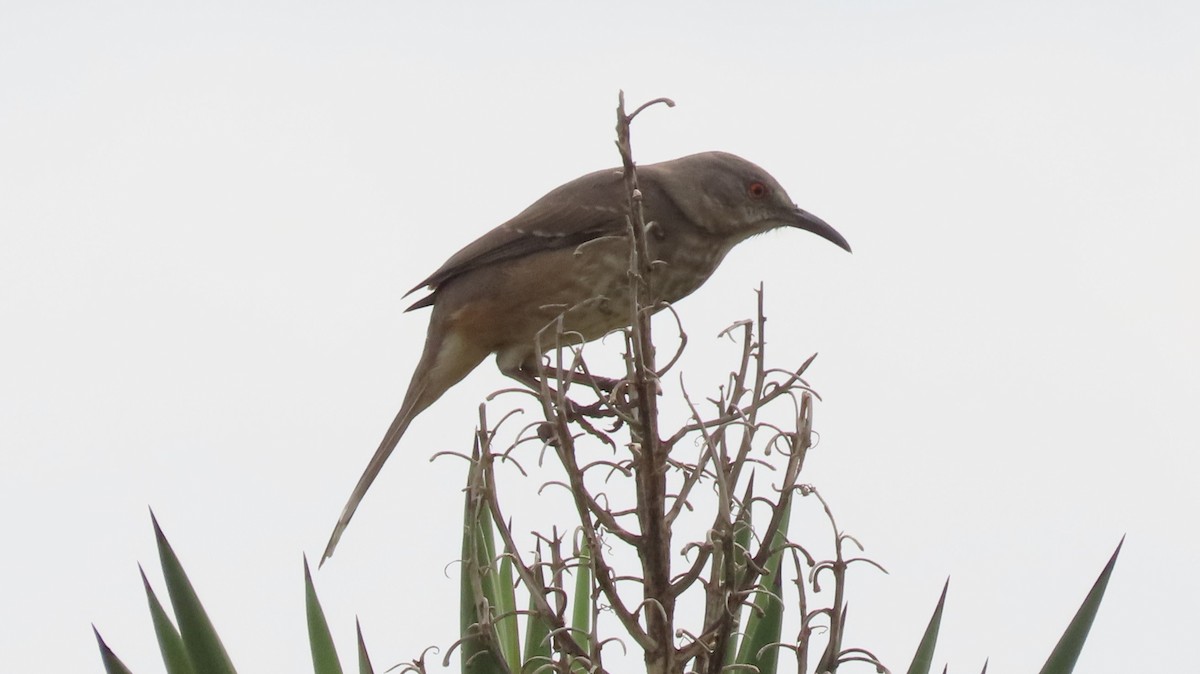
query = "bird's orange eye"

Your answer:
(747, 181), (768, 199)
